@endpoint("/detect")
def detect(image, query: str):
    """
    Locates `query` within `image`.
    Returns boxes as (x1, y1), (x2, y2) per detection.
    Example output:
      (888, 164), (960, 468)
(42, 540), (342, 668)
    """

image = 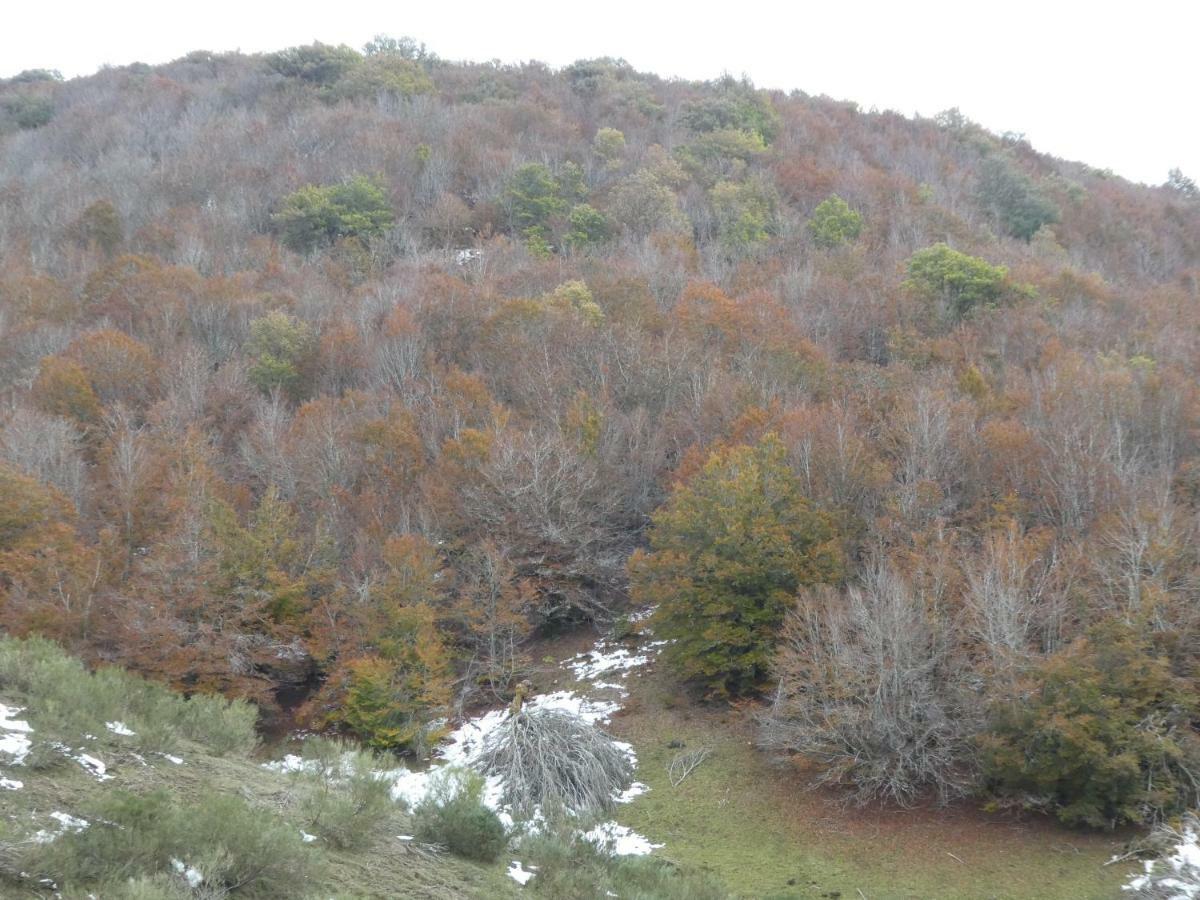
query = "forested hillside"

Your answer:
(1, 37), (1200, 898)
